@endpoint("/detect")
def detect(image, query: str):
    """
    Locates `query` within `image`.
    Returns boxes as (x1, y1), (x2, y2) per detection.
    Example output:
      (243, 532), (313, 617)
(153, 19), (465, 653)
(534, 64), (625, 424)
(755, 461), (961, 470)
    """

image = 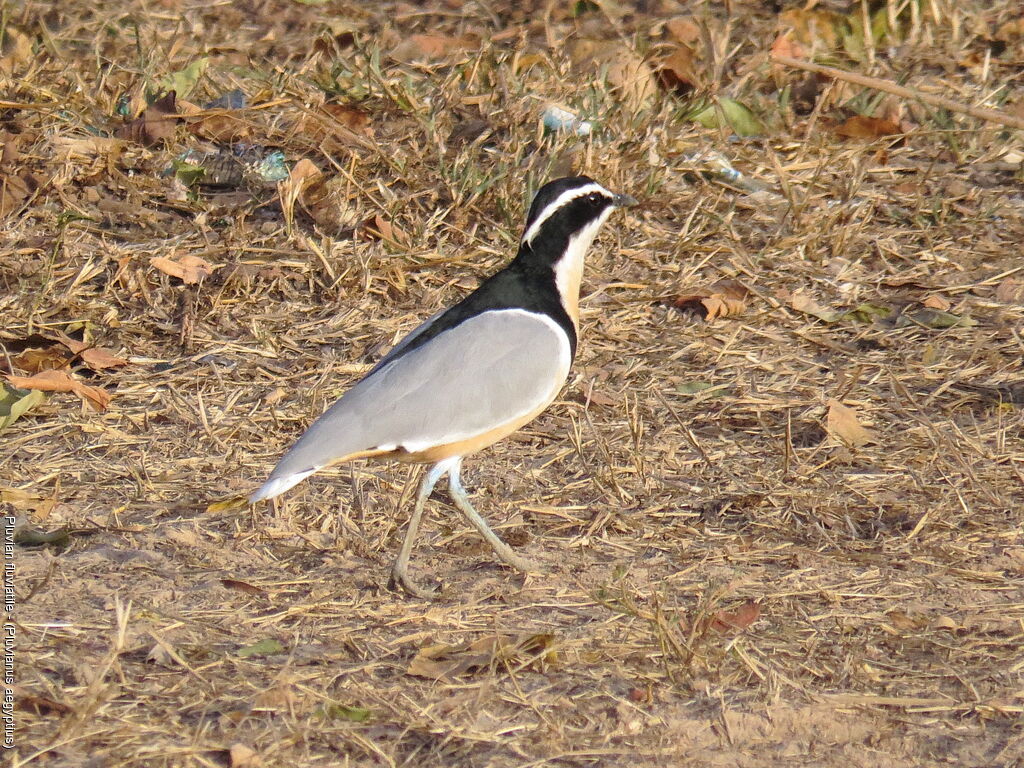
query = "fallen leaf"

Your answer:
(0, 384), (46, 433)
(930, 615), (959, 632)
(150, 254), (216, 284)
(788, 291), (841, 323)
(0, 171), (33, 217)
(221, 579), (267, 597)
(673, 279), (749, 321)
(189, 112), (251, 143)
(676, 381), (730, 398)
(5, 369), (111, 411)
(78, 347), (128, 370)
(570, 40), (657, 114)
(770, 31), (806, 60)
(291, 104), (373, 151)
(995, 18), (1024, 41)
(116, 92), (179, 147)
(406, 634), (555, 681)
(319, 703), (372, 722)
(361, 214), (409, 246)
(0, 27), (32, 75)
(157, 58), (209, 99)
(689, 97), (763, 136)
(10, 687), (72, 716)
(48, 333), (127, 371)
(994, 278), (1023, 304)
(50, 136), (126, 168)
(922, 294), (950, 311)
(11, 346), (70, 373)
(779, 8), (845, 51)
(895, 307), (977, 329)
(664, 15), (701, 45)
(834, 115), (904, 139)
(229, 743), (261, 768)
(0, 486), (58, 519)
(390, 33), (478, 63)
(844, 302), (892, 323)
(237, 639), (285, 658)
(708, 600), (761, 633)
(278, 158), (323, 232)
(826, 398), (873, 447)
(0, 133), (18, 167)
(321, 103), (372, 135)
(655, 44), (699, 94)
